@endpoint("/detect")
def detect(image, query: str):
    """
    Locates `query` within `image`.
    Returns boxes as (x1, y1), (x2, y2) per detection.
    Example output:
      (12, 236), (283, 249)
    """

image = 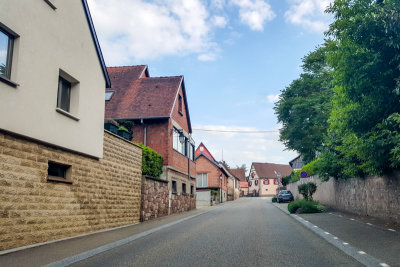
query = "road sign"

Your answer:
(300, 171), (307, 178)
